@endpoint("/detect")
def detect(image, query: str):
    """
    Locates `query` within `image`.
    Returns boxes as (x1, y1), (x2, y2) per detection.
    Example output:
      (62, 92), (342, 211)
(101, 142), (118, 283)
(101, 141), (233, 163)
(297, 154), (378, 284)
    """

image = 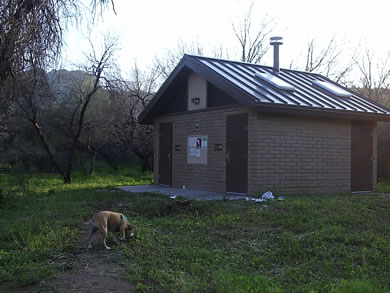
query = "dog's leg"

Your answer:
(120, 229), (126, 241)
(102, 227), (111, 250)
(87, 226), (98, 249)
(112, 234), (119, 244)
